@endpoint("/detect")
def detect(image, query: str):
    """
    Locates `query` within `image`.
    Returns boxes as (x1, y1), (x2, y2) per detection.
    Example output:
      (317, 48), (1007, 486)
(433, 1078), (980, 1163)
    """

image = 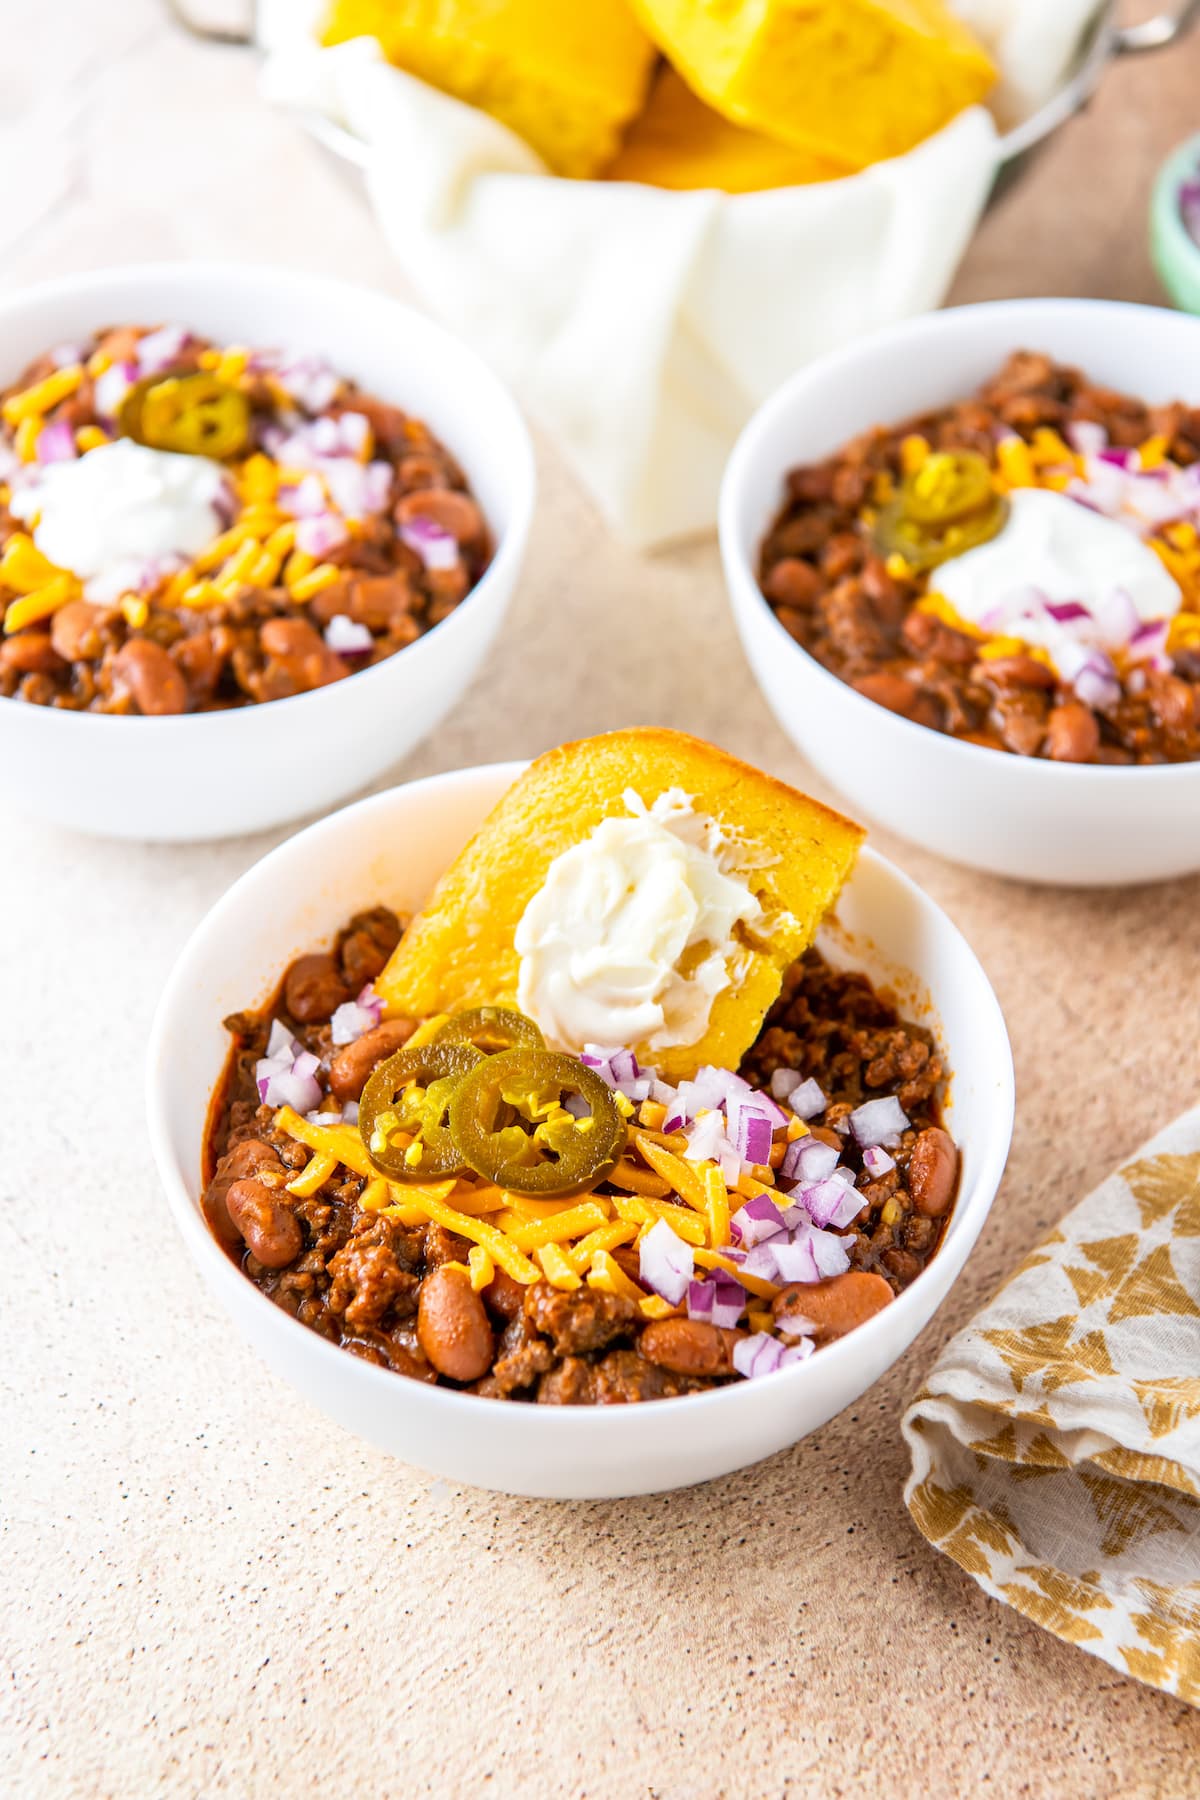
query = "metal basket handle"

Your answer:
(1117, 0), (1200, 51)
